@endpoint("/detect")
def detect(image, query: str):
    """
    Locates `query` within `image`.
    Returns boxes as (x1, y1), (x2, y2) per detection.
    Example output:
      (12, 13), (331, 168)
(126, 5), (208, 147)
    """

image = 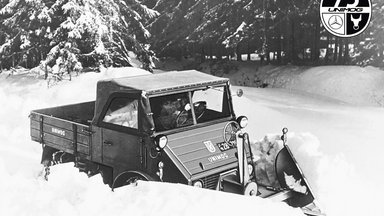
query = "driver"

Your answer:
(157, 95), (188, 130)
